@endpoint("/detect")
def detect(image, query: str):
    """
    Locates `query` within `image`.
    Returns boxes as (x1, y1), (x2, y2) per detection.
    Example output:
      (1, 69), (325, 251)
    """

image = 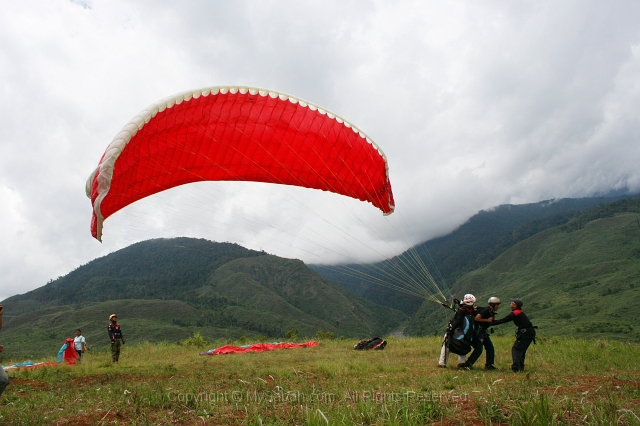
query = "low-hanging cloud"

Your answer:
(1, 0), (640, 300)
